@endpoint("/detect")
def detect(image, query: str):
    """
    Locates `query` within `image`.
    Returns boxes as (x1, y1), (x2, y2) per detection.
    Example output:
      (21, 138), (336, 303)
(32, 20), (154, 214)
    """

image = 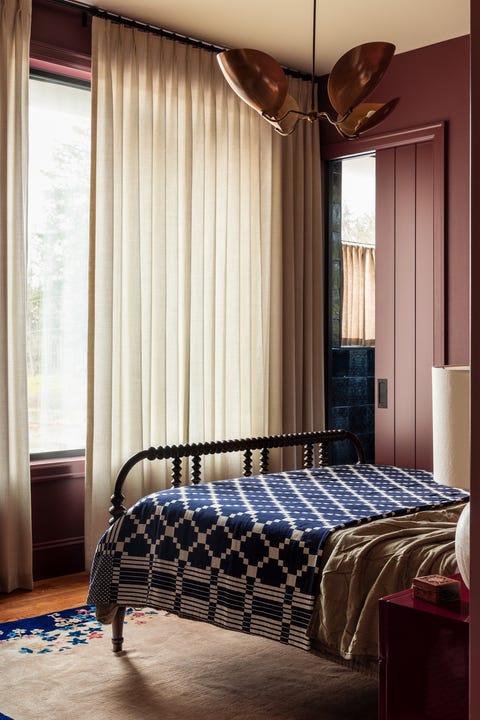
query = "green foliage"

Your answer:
(341, 206), (375, 247)
(27, 122), (89, 377)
